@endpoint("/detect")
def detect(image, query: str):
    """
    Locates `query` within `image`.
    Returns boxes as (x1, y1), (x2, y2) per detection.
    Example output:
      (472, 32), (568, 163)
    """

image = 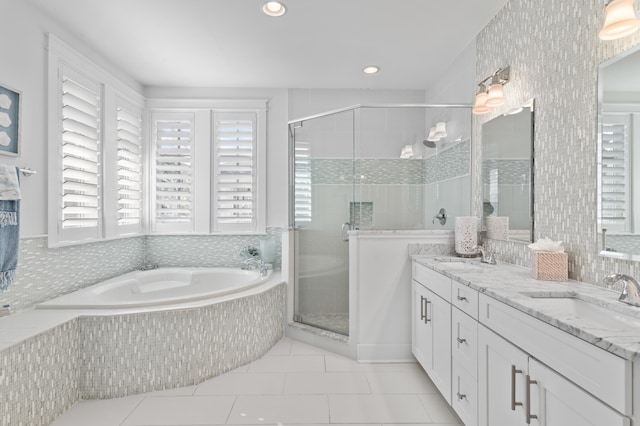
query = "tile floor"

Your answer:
(50, 337), (463, 426)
